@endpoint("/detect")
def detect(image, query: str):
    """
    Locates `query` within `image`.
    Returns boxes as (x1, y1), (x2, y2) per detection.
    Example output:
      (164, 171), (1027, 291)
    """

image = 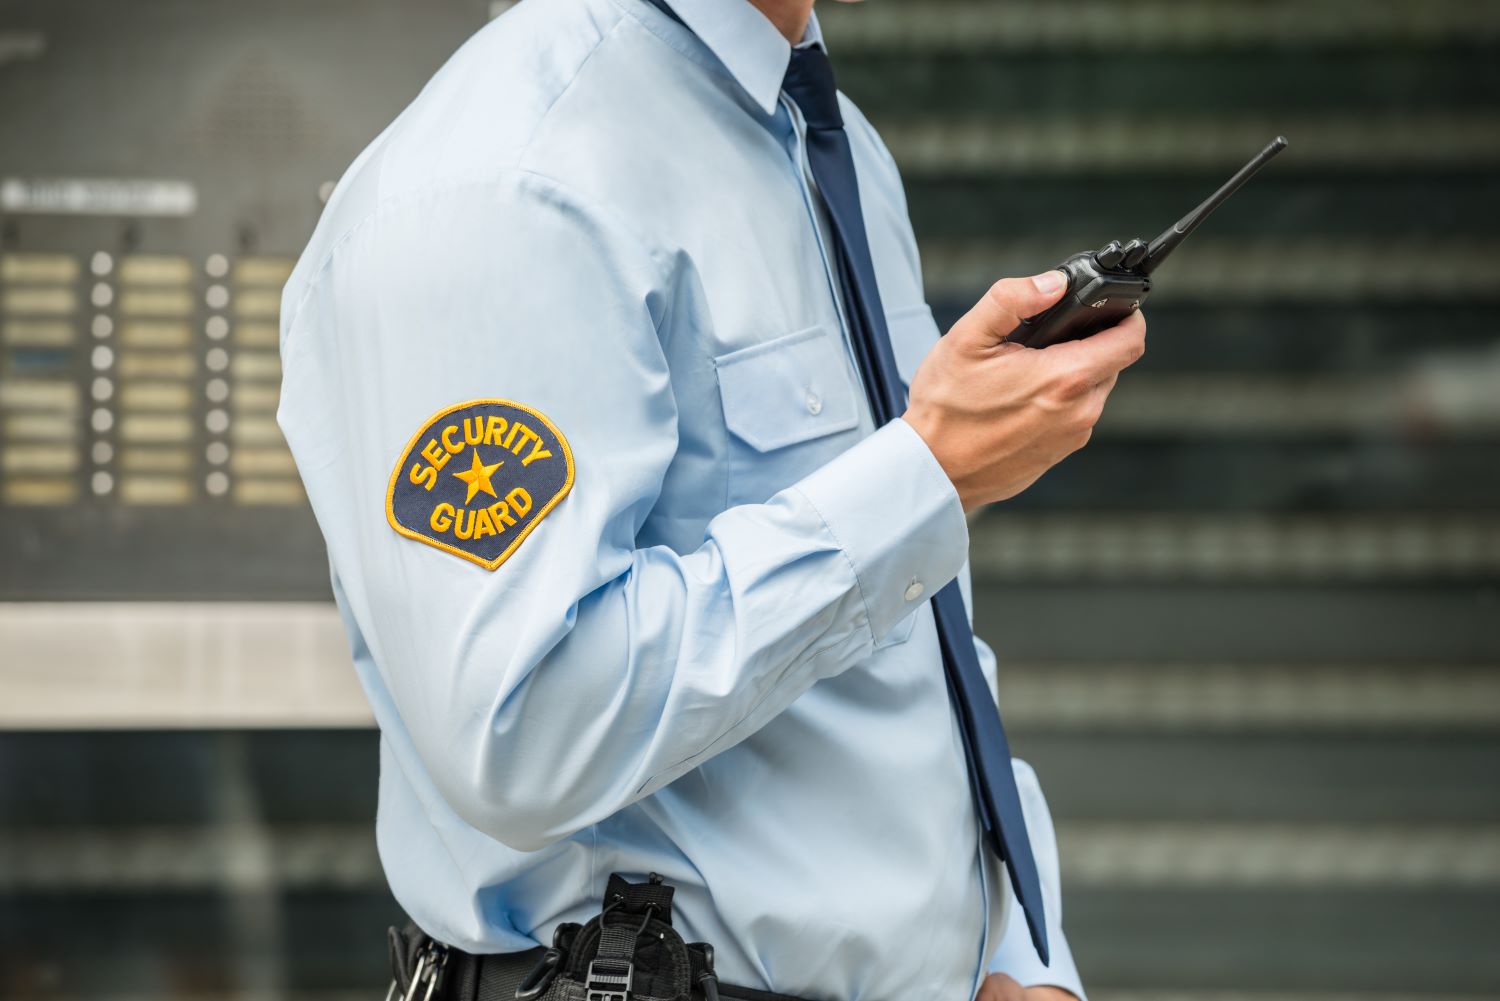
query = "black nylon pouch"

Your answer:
(386, 874), (719, 1001)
